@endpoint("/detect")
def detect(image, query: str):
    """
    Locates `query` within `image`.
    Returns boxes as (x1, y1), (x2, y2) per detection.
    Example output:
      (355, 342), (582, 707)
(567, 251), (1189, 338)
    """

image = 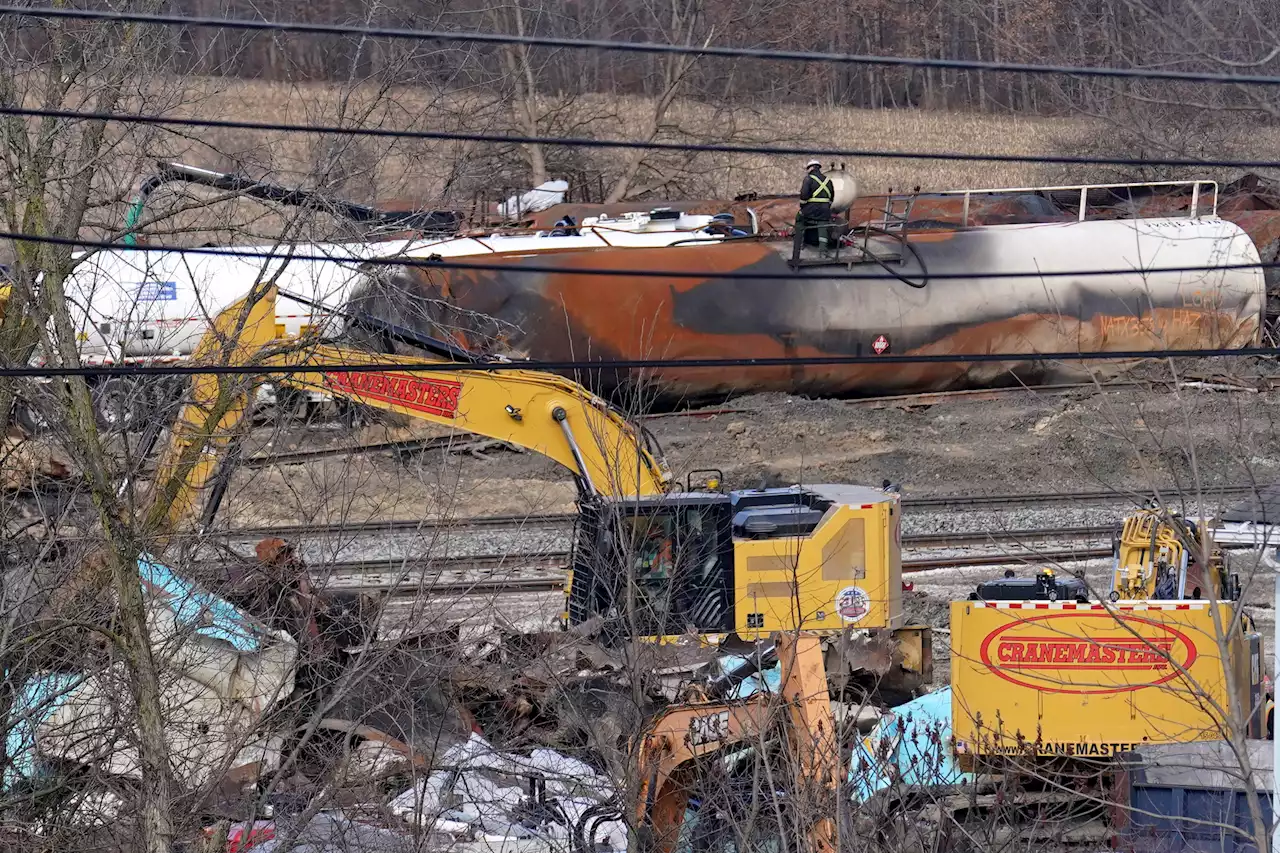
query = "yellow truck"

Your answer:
(951, 508), (1266, 768)
(951, 594), (1263, 763)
